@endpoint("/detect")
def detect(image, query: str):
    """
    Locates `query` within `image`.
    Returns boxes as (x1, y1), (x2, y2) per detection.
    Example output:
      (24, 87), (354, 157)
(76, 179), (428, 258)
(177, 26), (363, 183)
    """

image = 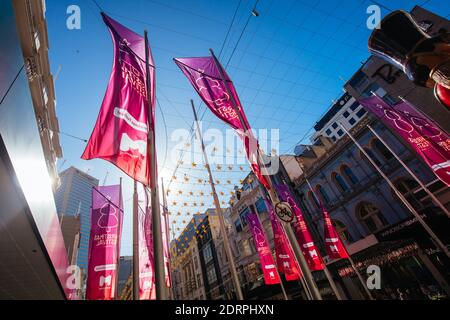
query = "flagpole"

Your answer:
(115, 177), (123, 300)
(304, 177), (373, 300)
(367, 124), (450, 218)
(190, 99), (244, 300)
(209, 48), (322, 300)
(252, 191), (289, 300)
(161, 178), (174, 300)
(132, 180), (139, 300)
(340, 122), (450, 259)
(144, 30), (166, 300)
